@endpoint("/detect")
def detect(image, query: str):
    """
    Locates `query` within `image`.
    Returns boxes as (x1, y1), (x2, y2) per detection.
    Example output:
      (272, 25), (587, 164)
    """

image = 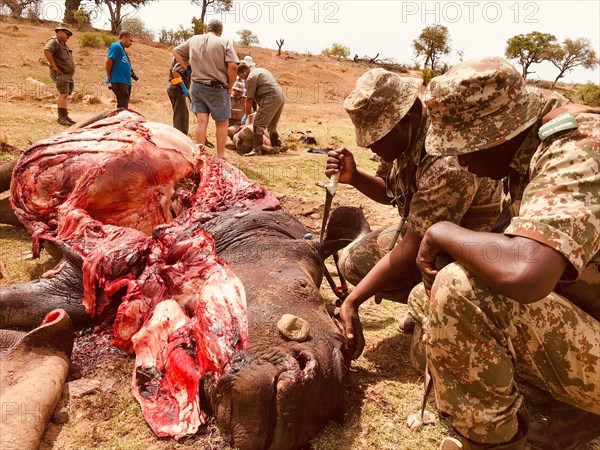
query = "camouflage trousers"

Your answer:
(407, 262), (600, 444)
(338, 222), (415, 302)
